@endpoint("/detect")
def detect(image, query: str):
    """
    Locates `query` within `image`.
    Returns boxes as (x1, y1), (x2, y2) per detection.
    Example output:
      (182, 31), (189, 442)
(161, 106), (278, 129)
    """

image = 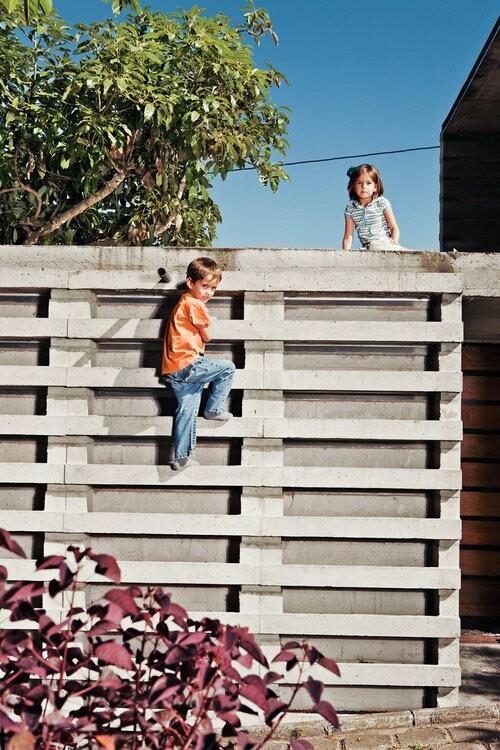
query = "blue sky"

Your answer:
(54, 0), (499, 250)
